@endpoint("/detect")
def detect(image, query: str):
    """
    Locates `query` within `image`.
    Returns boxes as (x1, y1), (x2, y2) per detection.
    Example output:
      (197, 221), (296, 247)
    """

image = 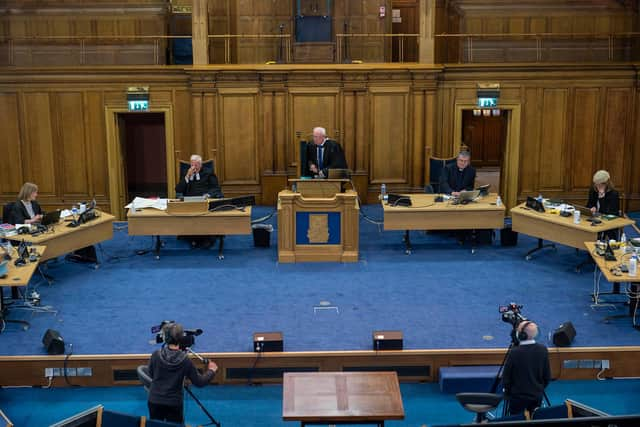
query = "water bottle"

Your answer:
(496, 195), (502, 207)
(629, 253), (638, 277)
(380, 183), (387, 201)
(621, 233), (628, 252)
(537, 193), (543, 202)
